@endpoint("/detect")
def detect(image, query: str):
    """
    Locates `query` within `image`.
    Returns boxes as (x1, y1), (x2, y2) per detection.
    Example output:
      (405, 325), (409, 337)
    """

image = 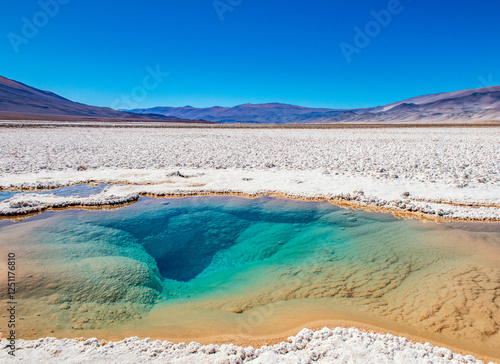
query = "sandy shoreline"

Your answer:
(1, 326), (497, 363)
(30, 303), (497, 363)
